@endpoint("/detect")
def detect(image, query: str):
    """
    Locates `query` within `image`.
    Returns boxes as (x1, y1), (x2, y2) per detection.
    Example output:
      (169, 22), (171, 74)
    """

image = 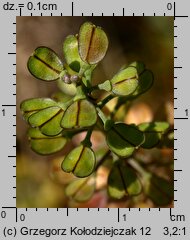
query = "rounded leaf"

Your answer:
(63, 35), (89, 73)
(20, 98), (58, 122)
(78, 22), (108, 64)
(144, 173), (174, 206)
(106, 123), (144, 157)
(28, 128), (67, 155)
(27, 47), (63, 81)
(51, 92), (73, 103)
(124, 62), (154, 98)
(61, 145), (95, 177)
(39, 110), (64, 136)
(132, 70), (154, 97)
(61, 99), (97, 129)
(108, 161), (142, 199)
(65, 175), (96, 202)
(28, 106), (64, 136)
(138, 122), (169, 148)
(111, 66), (138, 96)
